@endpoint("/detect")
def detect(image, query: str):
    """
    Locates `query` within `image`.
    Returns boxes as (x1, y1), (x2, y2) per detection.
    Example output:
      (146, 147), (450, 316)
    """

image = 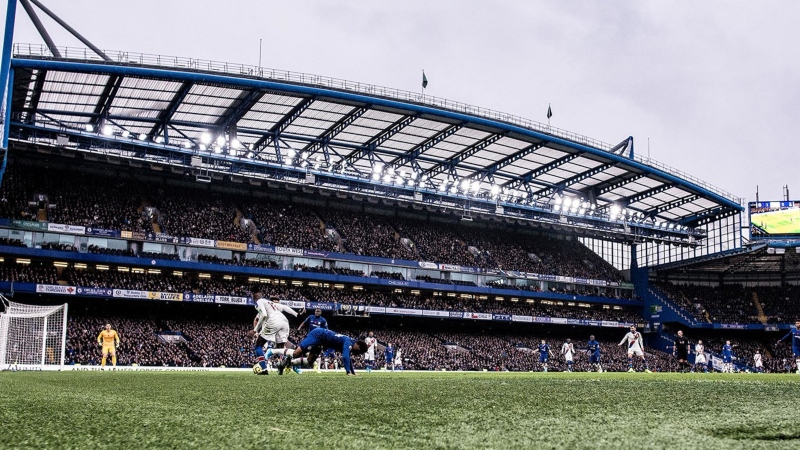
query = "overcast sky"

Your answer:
(3, 1), (799, 204)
